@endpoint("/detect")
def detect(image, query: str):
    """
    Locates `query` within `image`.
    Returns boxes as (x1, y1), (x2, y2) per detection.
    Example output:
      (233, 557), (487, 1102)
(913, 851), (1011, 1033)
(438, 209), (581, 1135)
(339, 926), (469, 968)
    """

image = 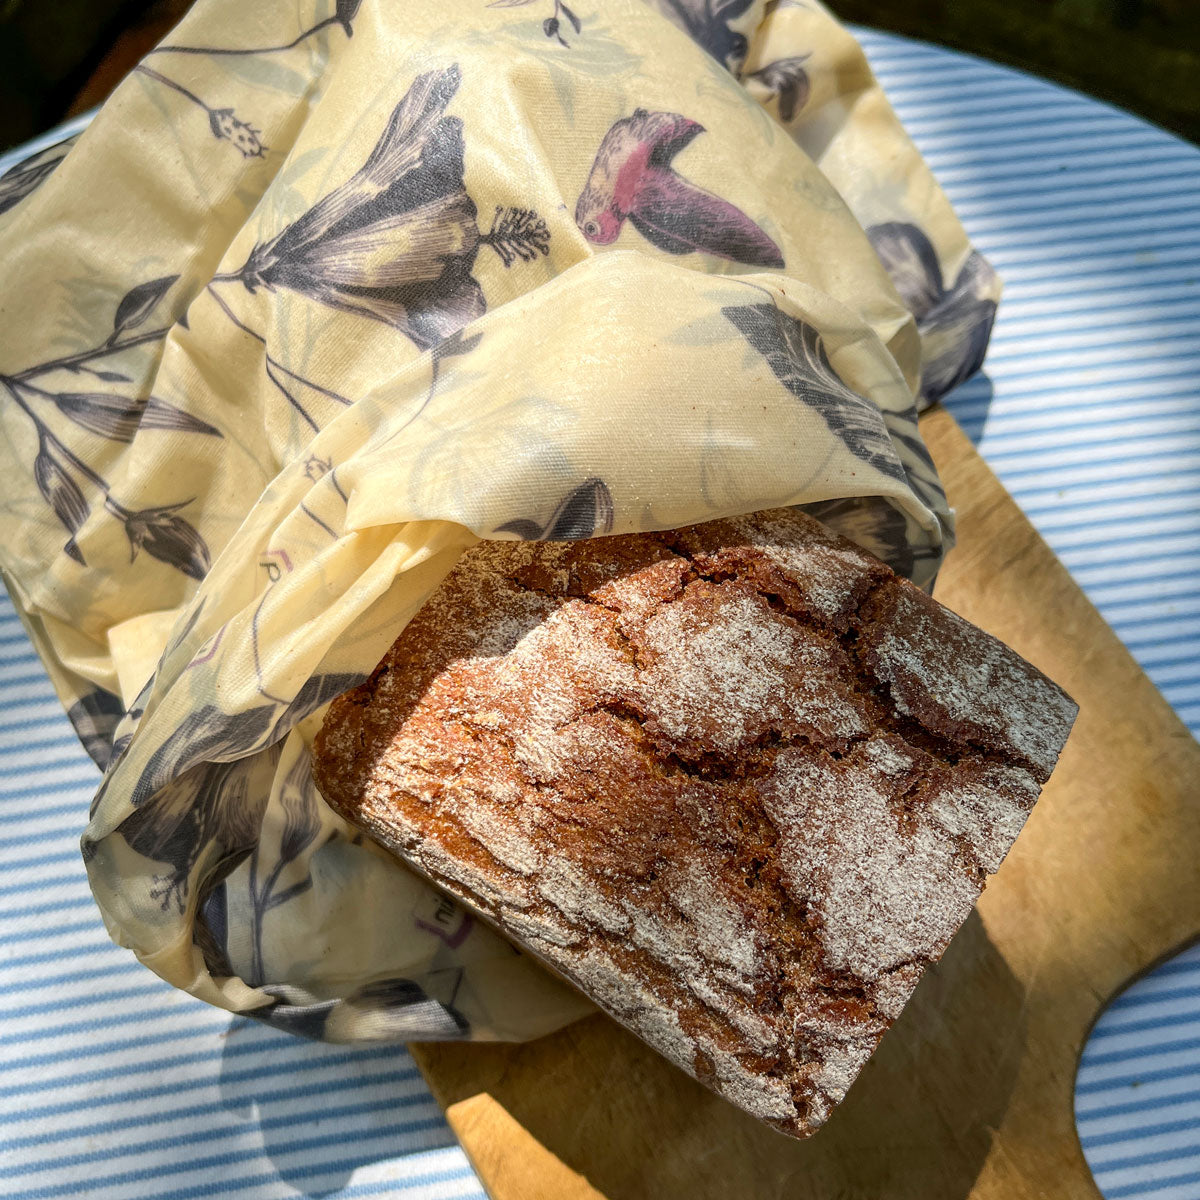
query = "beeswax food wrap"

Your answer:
(0, 0), (999, 1041)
